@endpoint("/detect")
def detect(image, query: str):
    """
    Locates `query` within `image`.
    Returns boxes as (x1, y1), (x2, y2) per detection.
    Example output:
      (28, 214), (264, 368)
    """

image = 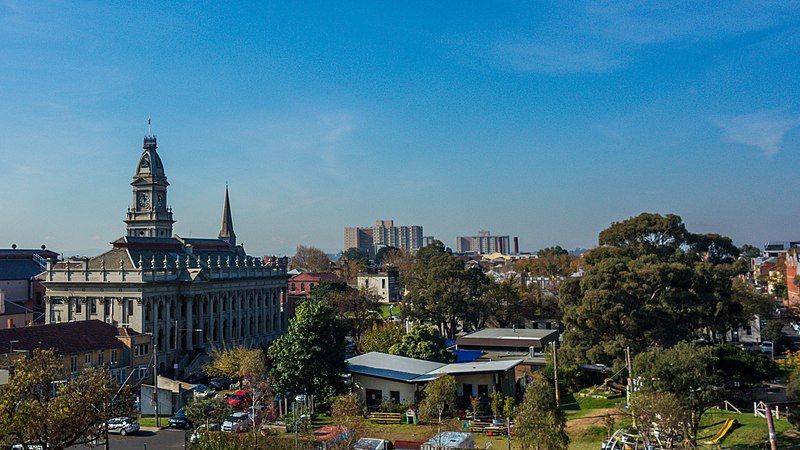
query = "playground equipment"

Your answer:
(706, 418), (738, 444)
(601, 428), (666, 450)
